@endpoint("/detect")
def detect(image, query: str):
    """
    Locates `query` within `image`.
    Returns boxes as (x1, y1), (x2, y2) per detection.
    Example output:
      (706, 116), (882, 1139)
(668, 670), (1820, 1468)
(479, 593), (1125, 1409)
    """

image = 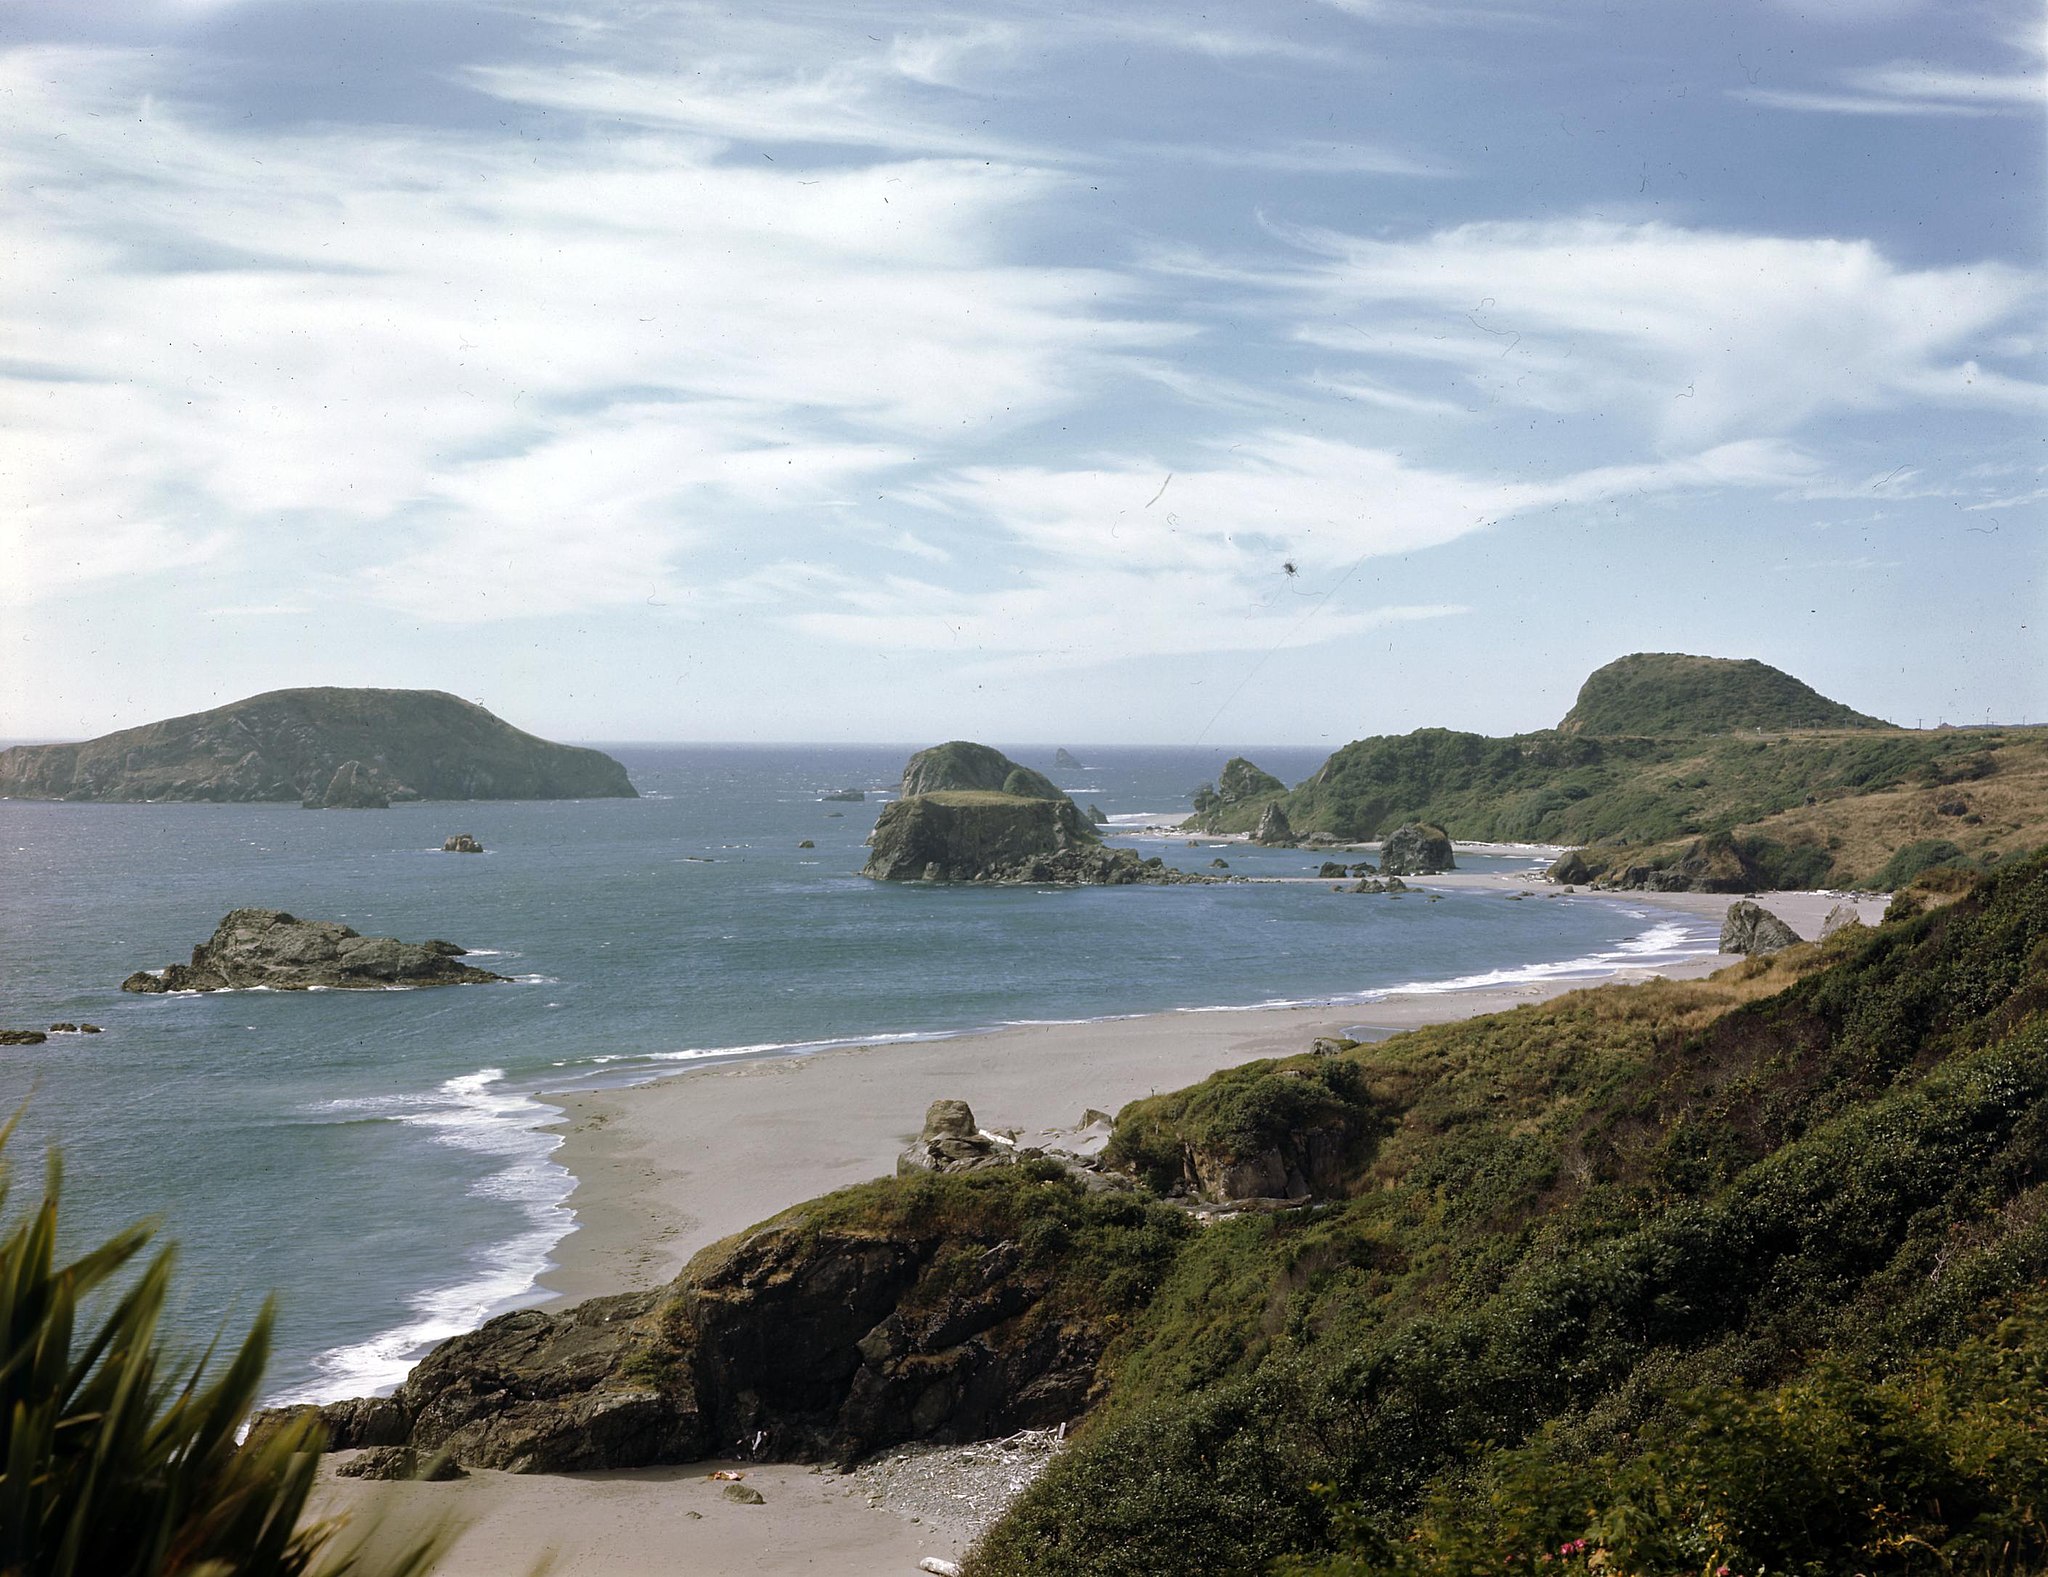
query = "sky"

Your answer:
(1, 0), (2042, 746)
